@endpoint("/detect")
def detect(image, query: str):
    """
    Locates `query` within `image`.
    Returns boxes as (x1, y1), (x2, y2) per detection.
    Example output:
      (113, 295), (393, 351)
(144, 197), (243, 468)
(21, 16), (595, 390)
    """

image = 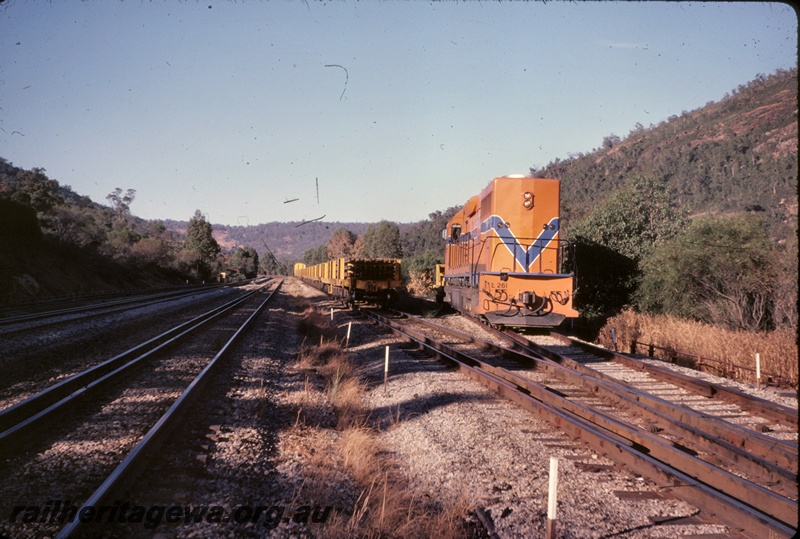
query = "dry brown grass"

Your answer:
(289, 308), (474, 538)
(295, 341), (367, 428)
(276, 425), (358, 516)
(324, 427), (471, 539)
(598, 309), (798, 388)
(406, 270), (437, 298)
(338, 427), (383, 485)
(296, 306), (340, 342)
(297, 341), (349, 368)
